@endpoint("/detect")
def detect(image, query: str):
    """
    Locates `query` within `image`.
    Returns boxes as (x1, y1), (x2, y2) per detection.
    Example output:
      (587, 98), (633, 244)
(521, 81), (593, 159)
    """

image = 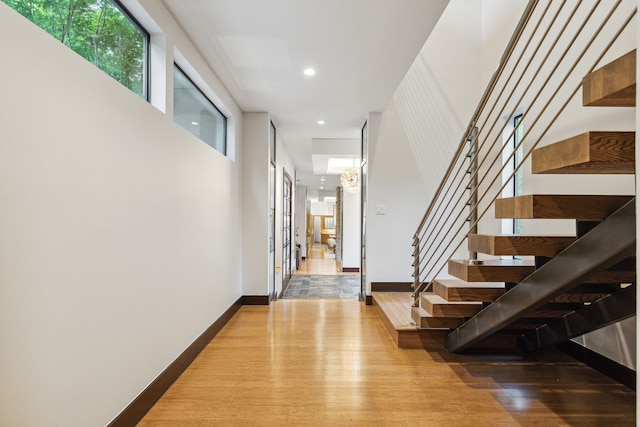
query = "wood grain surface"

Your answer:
(138, 299), (635, 426)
